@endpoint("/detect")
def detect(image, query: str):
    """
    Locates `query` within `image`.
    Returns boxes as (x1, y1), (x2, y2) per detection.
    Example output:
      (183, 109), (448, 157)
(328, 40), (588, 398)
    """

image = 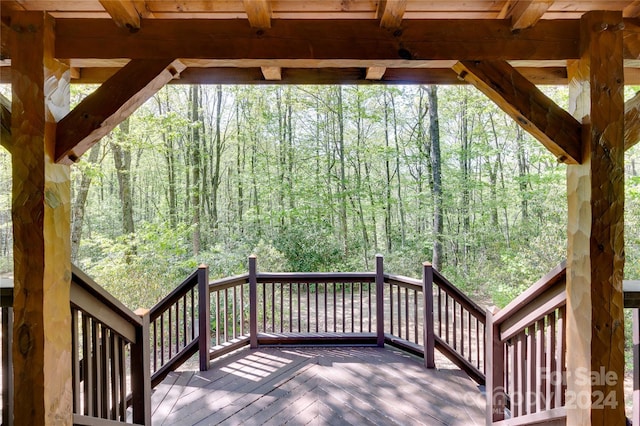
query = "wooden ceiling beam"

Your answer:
(453, 60), (581, 164)
(377, 0), (407, 30)
(55, 58), (186, 164)
(55, 18), (580, 61)
(0, 93), (11, 153)
(99, 0), (143, 32)
(506, 1), (554, 30)
(243, 0), (271, 29)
